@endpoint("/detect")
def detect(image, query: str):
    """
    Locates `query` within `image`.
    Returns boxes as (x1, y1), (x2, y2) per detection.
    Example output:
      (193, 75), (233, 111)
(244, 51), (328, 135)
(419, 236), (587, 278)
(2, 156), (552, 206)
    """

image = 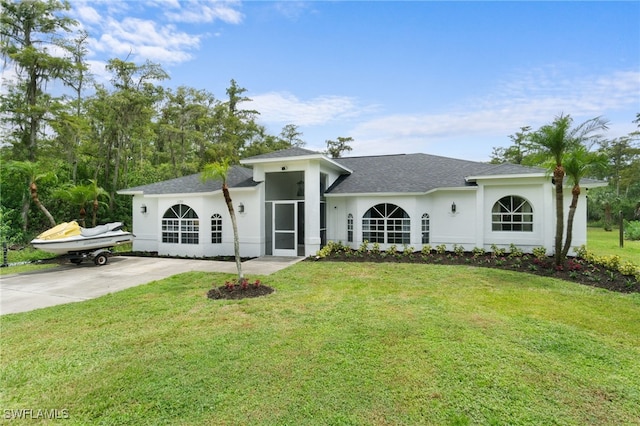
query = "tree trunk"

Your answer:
(27, 59), (39, 162)
(604, 203), (613, 231)
(222, 183), (243, 282)
(553, 166), (565, 266)
(92, 199), (98, 227)
(21, 193), (30, 232)
(110, 133), (122, 211)
(79, 207), (86, 228)
(30, 182), (56, 227)
(562, 185), (580, 259)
